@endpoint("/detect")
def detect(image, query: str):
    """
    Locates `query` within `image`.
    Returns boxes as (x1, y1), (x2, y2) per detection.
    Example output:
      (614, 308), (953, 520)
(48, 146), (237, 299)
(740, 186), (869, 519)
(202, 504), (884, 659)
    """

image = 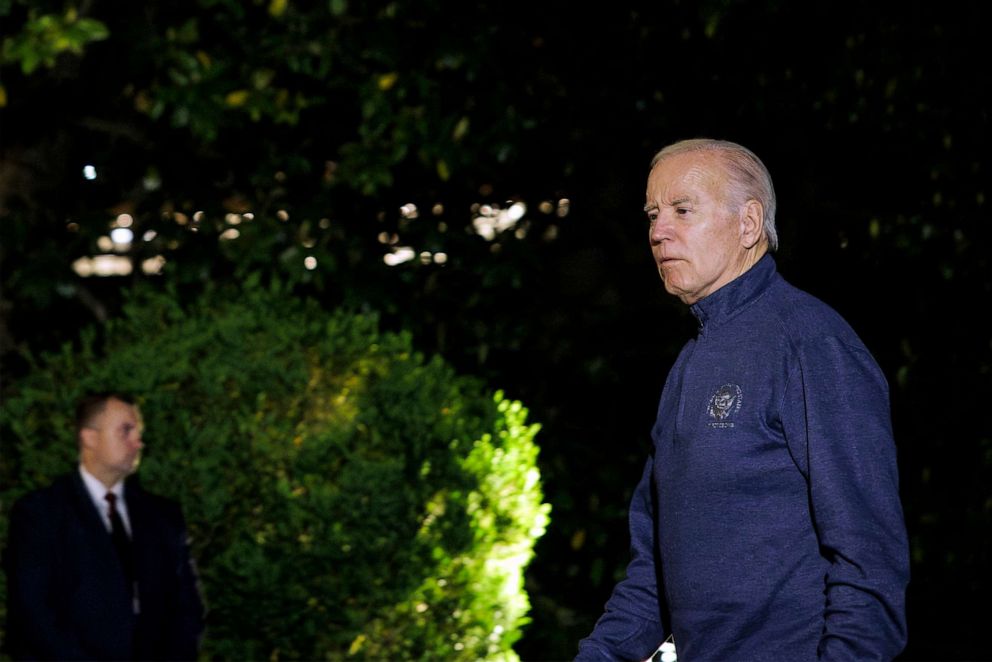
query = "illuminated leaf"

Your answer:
(377, 72), (398, 91)
(225, 89), (250, 107)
